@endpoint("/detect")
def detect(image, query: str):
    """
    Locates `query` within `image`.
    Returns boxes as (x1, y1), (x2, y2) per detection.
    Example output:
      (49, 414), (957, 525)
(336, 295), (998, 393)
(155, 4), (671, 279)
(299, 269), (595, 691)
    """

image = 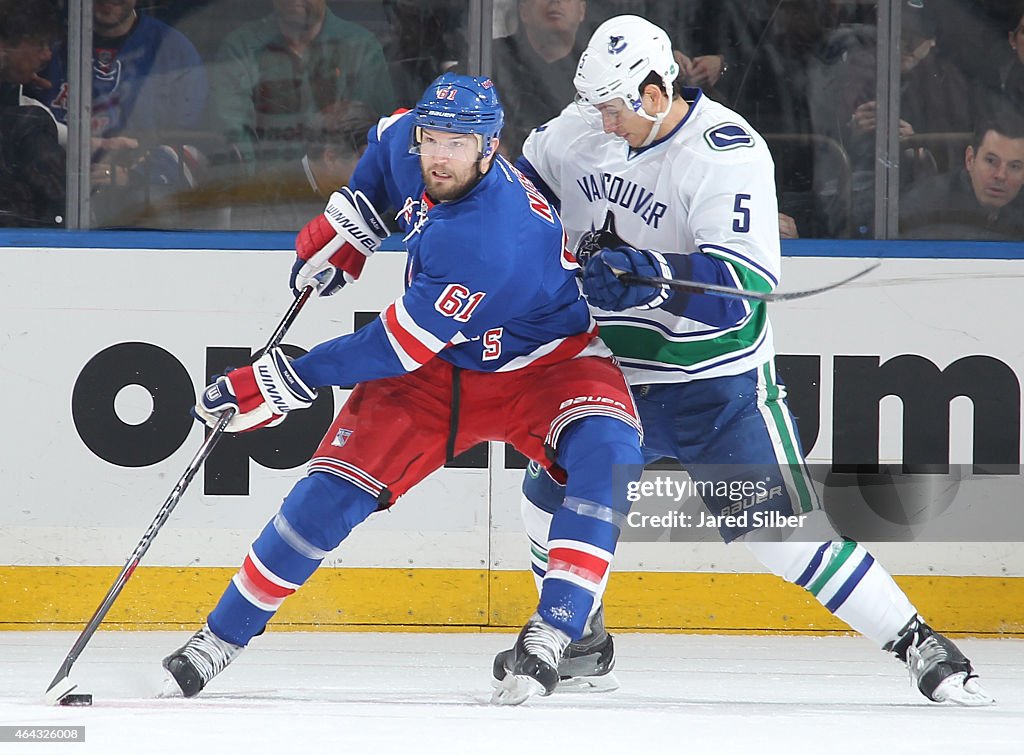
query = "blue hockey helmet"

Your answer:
(412, 73), (504, 159)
